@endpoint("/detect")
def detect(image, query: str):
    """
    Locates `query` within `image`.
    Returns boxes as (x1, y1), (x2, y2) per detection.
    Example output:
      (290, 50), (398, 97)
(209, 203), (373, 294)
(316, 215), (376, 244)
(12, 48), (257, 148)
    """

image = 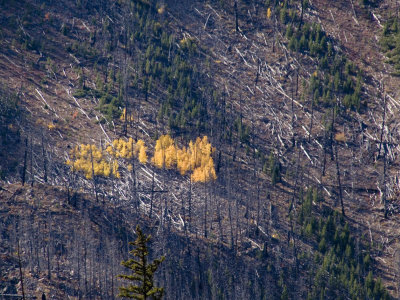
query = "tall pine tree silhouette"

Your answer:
(118, 225), (165, 299)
